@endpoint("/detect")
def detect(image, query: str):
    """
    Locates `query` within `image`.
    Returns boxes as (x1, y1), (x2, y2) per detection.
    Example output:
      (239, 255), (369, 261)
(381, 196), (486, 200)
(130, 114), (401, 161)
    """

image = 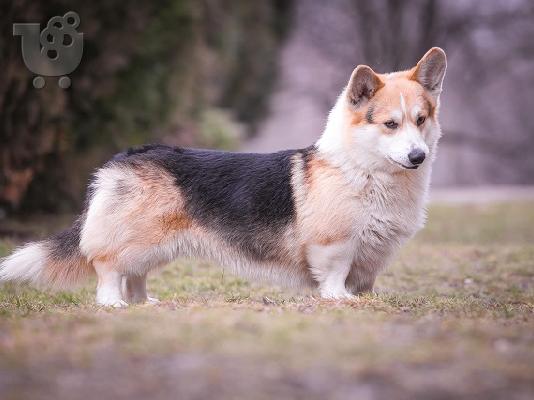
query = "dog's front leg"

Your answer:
(346, 264), (378, 295)
(307, 241), (354, 299)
